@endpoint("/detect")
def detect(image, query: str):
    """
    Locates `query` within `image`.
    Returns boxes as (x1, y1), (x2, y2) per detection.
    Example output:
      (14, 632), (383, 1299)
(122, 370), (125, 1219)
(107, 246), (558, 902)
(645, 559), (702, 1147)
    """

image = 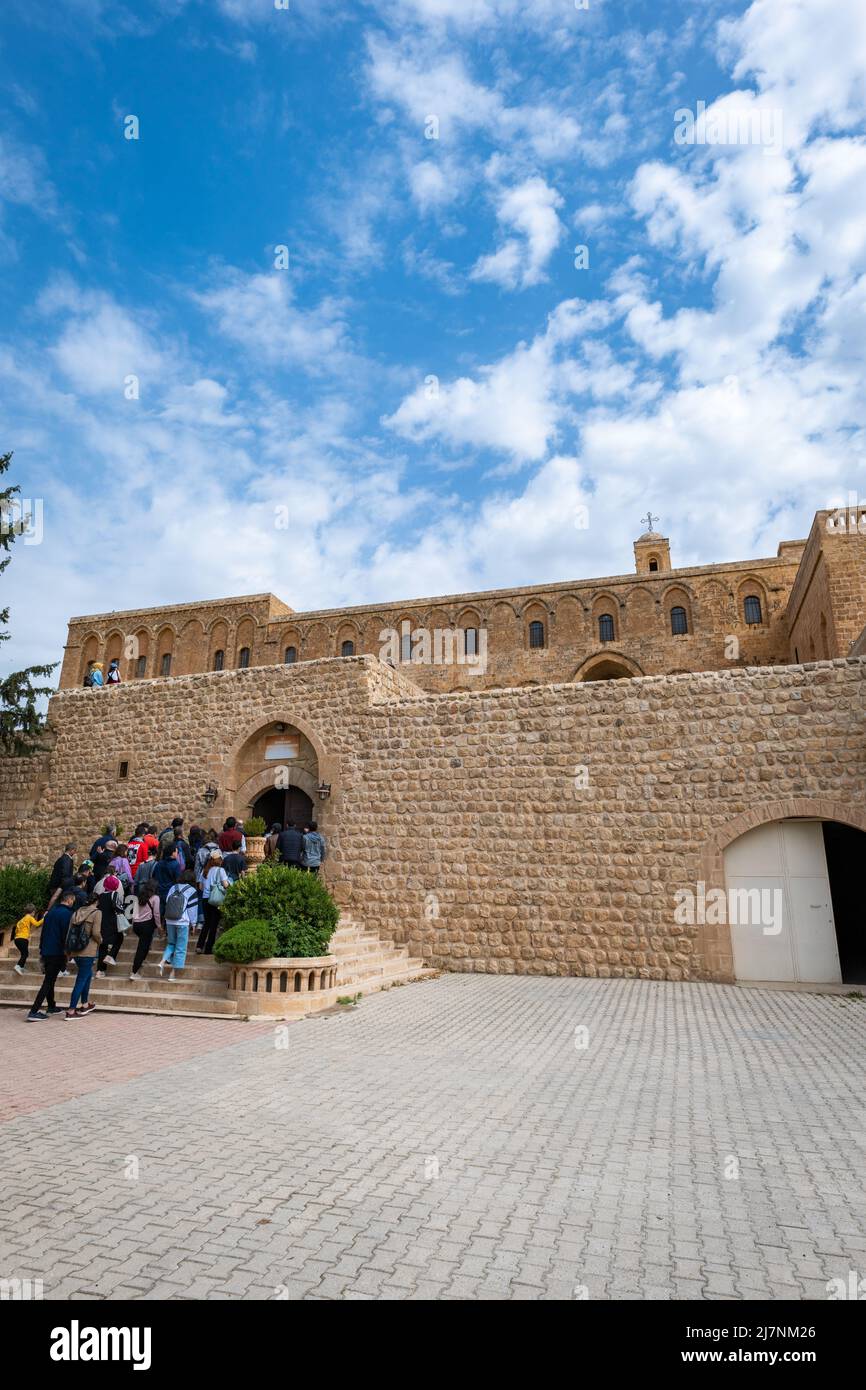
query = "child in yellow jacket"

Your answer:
(12, 904), (43, 973)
